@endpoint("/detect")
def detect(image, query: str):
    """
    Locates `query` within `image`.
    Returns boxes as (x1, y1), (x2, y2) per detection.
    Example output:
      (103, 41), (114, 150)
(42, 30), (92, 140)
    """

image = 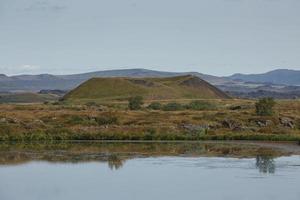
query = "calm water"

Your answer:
(0, 142), (300, 200)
